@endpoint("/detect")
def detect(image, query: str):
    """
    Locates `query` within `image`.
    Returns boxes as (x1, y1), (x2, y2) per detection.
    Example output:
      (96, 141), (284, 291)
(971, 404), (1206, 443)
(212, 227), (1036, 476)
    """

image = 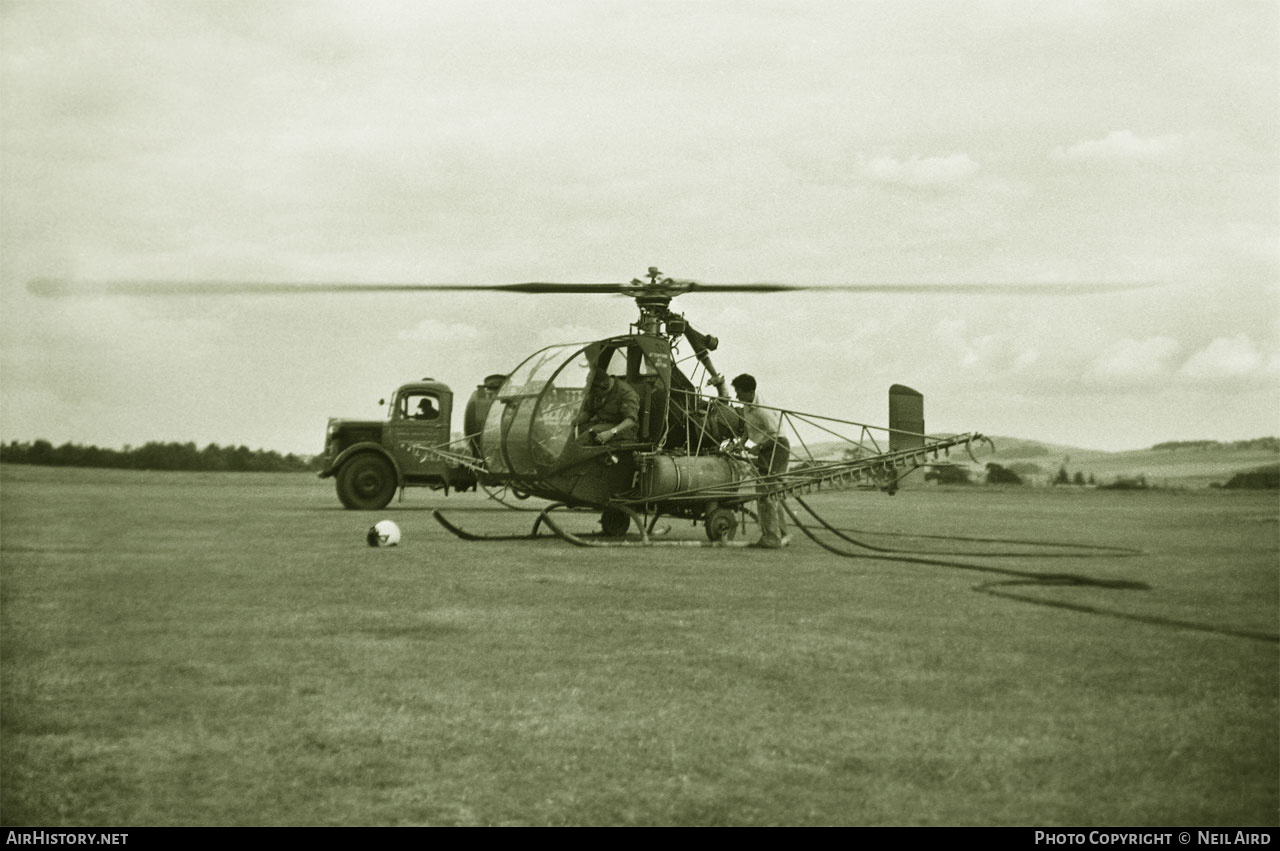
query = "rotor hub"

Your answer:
(630, 267), (695, 335)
